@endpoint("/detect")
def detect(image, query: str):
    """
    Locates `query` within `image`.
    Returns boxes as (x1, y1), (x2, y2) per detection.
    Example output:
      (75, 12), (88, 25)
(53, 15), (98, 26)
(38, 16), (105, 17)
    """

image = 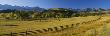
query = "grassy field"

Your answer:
(0, 14), (110, 36)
